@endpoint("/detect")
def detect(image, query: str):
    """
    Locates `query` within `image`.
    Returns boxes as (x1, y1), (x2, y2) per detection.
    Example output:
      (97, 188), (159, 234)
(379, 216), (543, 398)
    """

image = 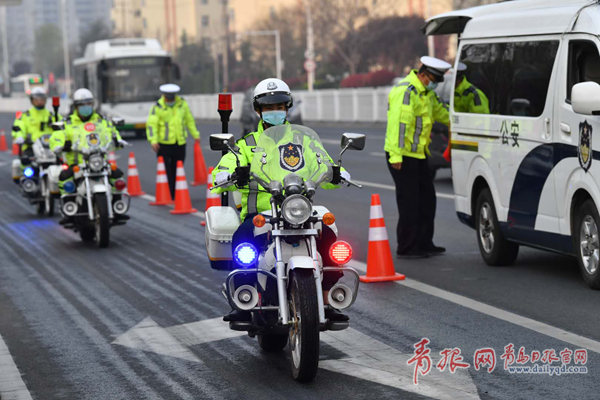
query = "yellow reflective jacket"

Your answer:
(50, 112), (121, 165)
(12, 107), (58, 151)
(384, 70), (449, 164)
(146, 96), (199, 145)
(212, 121), (340, 221)
(454, 77), (490, 114)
